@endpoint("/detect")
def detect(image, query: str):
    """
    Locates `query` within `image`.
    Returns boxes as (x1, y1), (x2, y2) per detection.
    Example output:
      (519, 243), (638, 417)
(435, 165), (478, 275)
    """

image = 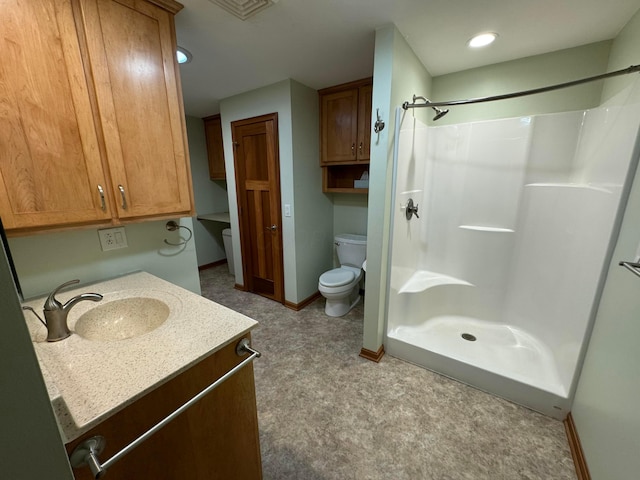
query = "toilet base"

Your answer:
(324, 287), (361, 317)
